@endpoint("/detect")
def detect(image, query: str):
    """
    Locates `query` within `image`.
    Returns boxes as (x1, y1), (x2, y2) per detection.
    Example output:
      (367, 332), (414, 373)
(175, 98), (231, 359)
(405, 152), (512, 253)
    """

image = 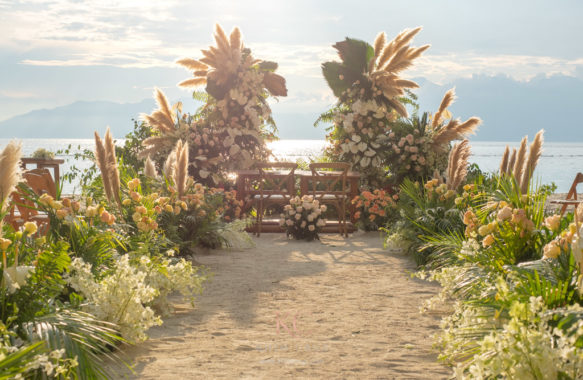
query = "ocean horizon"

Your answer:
(2, 138), (582, 194)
